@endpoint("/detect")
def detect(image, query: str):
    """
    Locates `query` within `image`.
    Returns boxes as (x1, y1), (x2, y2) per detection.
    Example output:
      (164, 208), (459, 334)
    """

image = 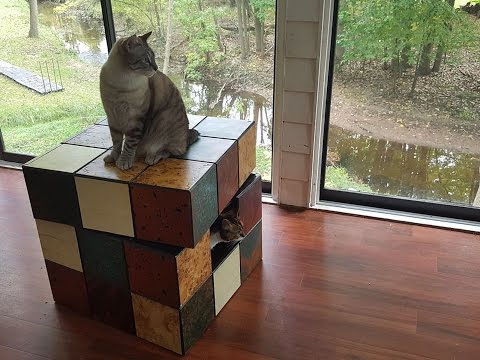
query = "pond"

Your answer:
(328, 126), (480, 206)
